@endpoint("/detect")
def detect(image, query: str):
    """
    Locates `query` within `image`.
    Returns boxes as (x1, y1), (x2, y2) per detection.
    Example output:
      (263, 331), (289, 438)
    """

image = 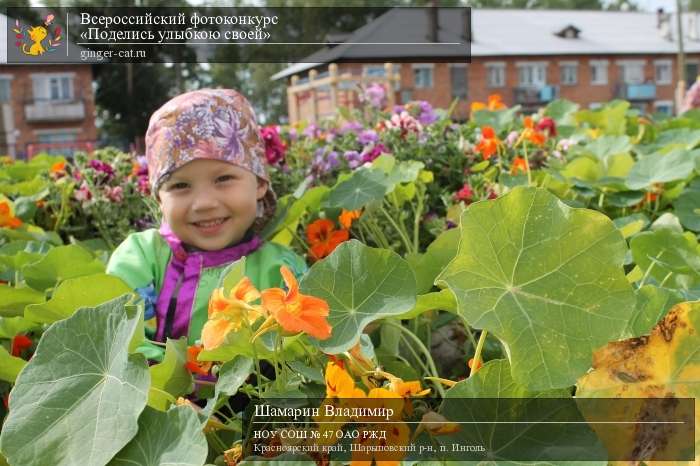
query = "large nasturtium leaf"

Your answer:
(436, 360), (605, 464)
(575, 100), (628, 135)
(109, 406), (208, 466)
(148, 338), (192, 412)
(630, 228), (700, 287)
(22, 244), (105, 290)
(24, 273), (132, 324)
(326, 168), (387, 210)
(436, 187), (635, 390)
(674, 188), (700, 232)
(625, 149), (697, 190)
(625, 285), (684, 338)
(0, 294), (150, 466)
(301, 240), (417, 354)
(0, 316), (39, 339)
(577, 302), (700, 462)
(0, 285), (45, 317)
(583, 135), (631, 162)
